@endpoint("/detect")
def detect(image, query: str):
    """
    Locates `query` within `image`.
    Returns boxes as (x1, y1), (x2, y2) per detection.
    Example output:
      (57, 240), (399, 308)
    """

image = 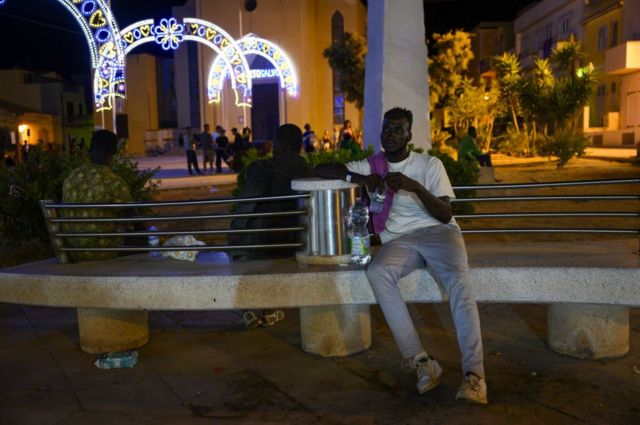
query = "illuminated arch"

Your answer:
(120, 17), (252, 107)
(56, 0), (126, 112)
(208, 33), (298, 104)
